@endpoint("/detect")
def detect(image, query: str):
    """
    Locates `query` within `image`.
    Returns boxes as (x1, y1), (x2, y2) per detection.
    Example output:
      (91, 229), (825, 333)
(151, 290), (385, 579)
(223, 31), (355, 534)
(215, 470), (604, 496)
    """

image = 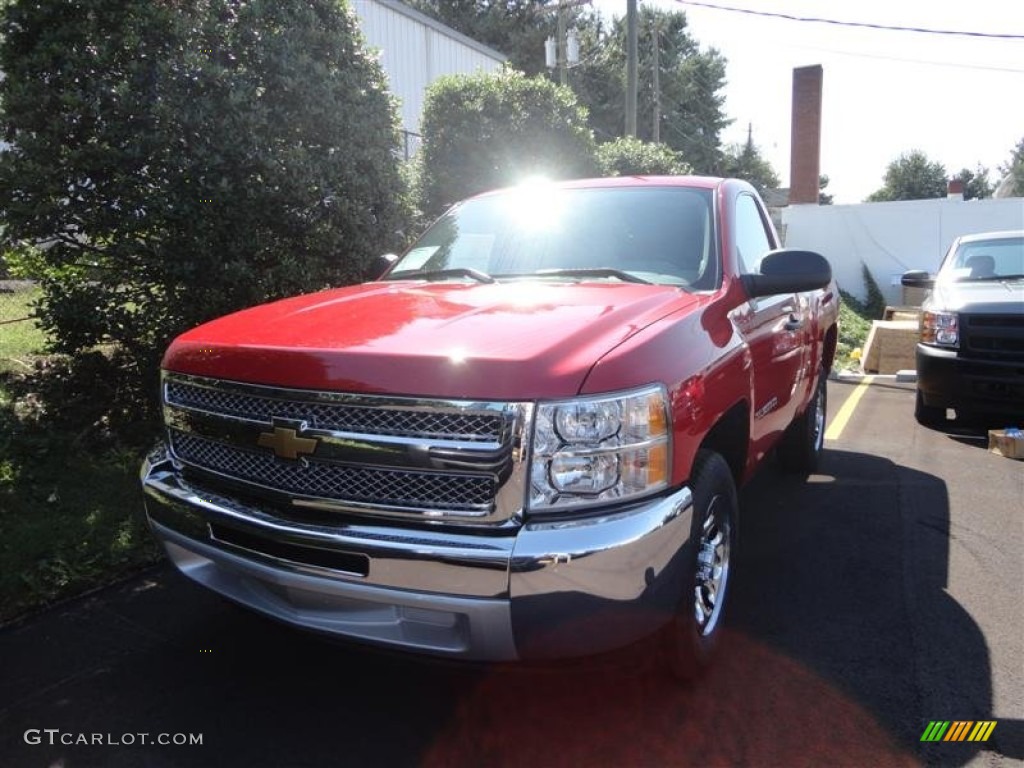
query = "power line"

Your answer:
(670, 0), (1024, 40)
